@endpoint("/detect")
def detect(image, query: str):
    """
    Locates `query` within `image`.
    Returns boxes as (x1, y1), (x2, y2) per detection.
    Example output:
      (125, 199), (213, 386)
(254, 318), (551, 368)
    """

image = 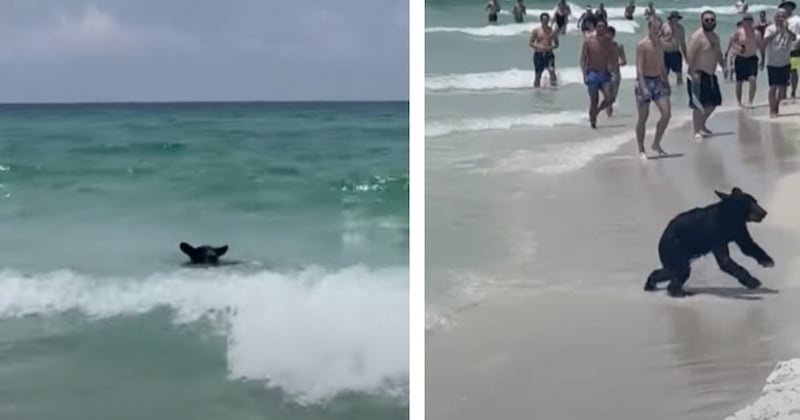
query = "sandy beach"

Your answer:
(426, 105), (800, 420)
